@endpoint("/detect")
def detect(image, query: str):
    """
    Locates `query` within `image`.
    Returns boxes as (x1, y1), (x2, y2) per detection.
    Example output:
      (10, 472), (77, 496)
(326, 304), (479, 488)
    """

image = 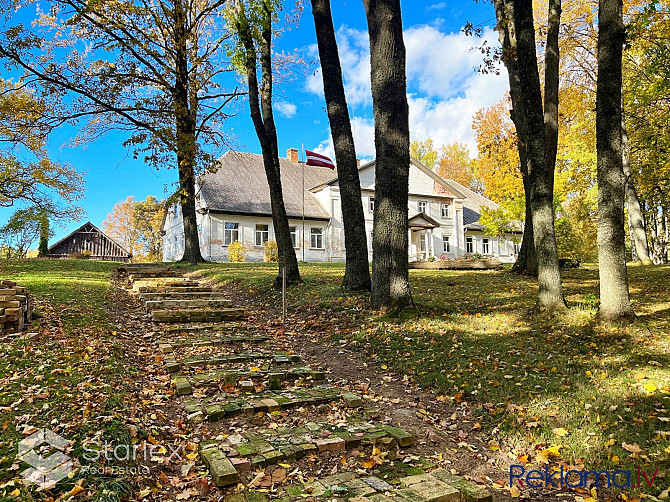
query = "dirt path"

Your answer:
(107, 265), (569, 502)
